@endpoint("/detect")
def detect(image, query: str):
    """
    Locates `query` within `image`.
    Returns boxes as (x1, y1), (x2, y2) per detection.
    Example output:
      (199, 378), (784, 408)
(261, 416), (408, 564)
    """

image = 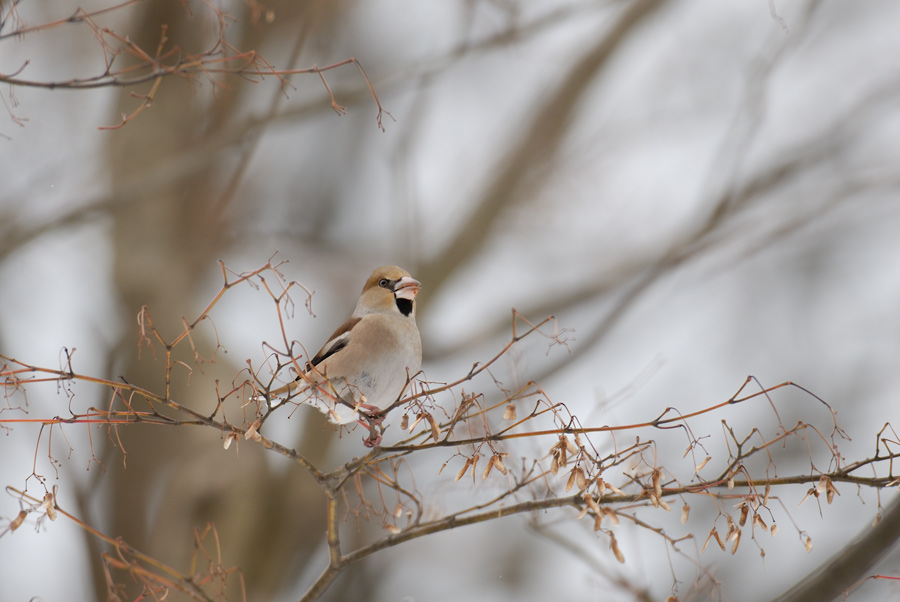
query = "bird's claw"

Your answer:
(358, 410), (386, 447)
